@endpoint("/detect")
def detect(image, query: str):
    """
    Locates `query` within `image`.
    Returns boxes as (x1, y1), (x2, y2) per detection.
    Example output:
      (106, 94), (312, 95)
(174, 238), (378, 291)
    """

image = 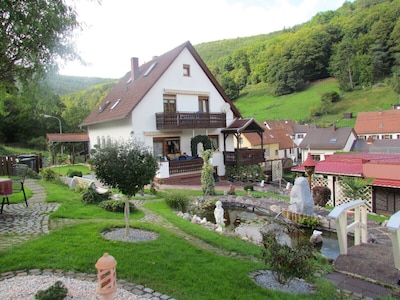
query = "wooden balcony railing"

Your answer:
(156, 112), (226, 130)
(169, 157), (204, 175)
(223, 149), (265, 166)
